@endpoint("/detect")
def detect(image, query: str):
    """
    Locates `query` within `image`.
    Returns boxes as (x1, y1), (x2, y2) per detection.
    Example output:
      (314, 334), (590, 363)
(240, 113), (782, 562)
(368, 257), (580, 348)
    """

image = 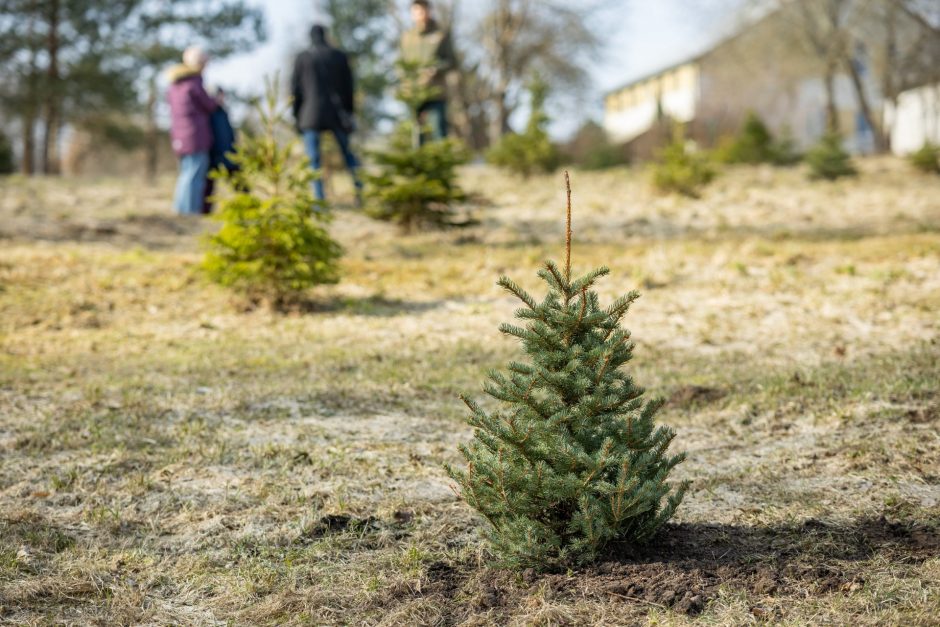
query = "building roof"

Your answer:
(603, 55), (704, 99)
(603, 5), (781, 98)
